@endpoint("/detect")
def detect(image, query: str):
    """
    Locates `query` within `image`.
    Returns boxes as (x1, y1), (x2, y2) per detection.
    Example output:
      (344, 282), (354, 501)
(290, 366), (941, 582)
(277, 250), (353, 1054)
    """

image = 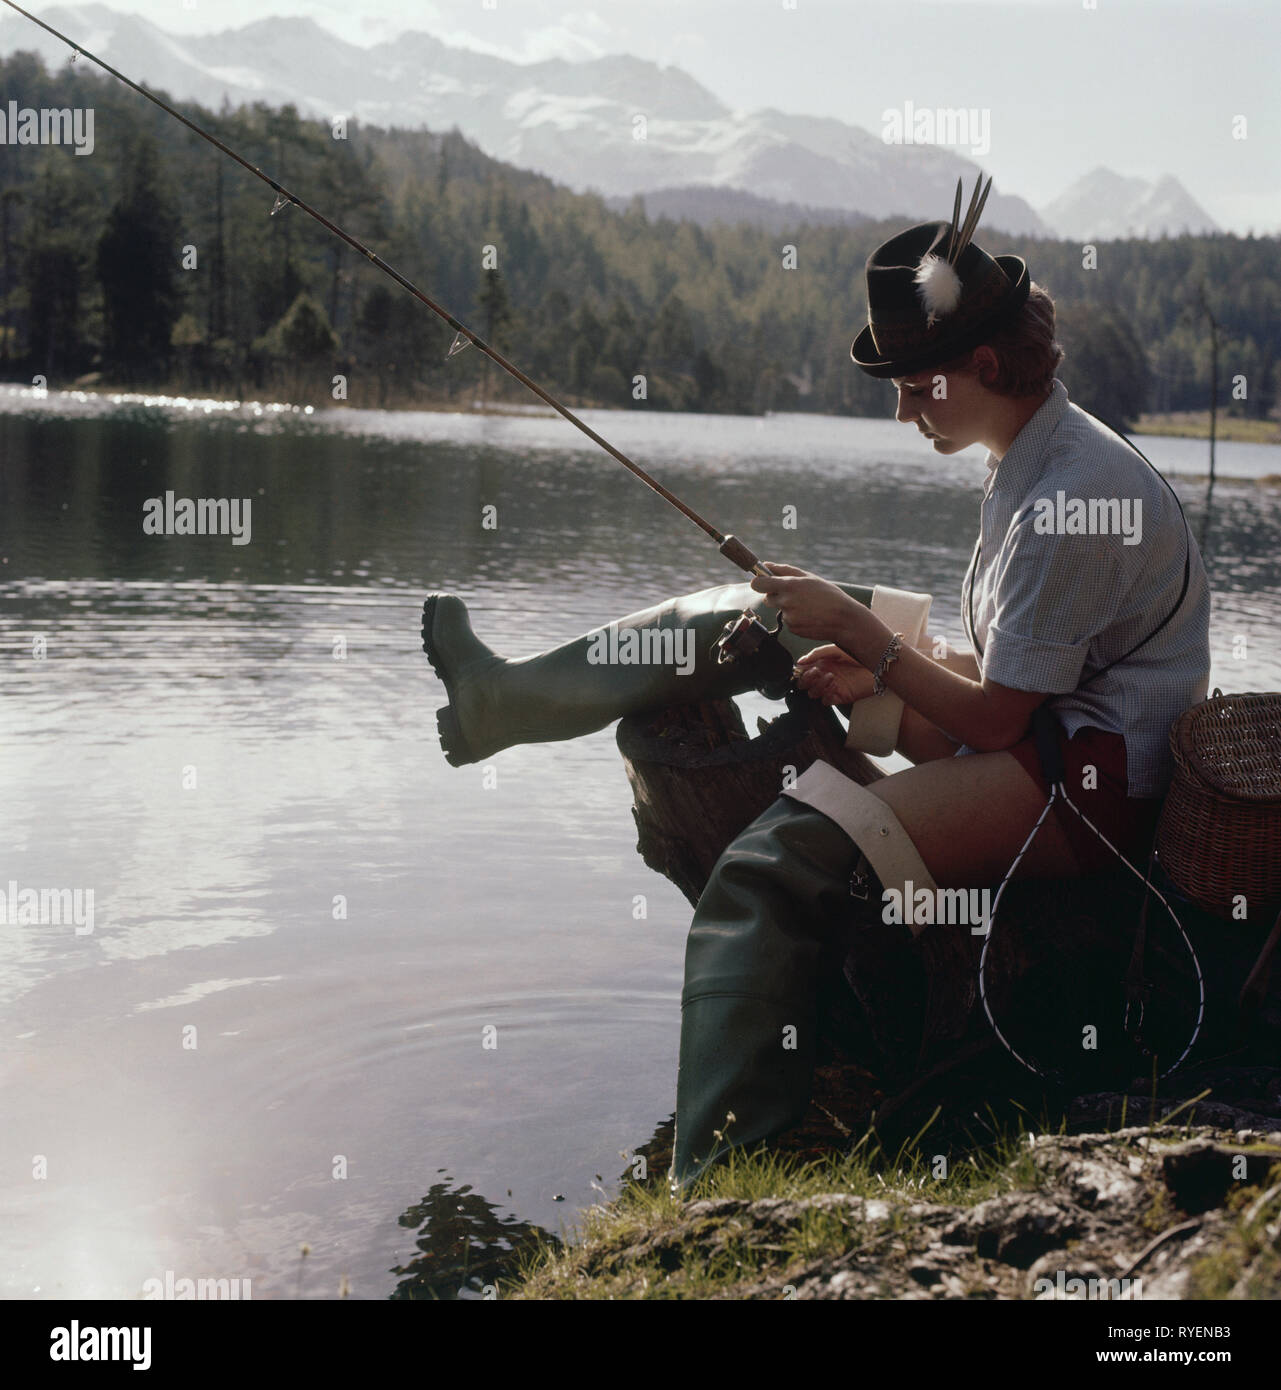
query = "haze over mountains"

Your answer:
(0, 4), (1220, 240)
